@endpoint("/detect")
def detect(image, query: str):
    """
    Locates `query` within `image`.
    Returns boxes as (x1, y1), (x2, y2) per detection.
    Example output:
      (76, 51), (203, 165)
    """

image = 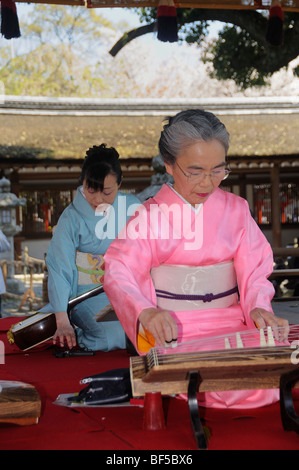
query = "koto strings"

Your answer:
(146, 325), (299, 369)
